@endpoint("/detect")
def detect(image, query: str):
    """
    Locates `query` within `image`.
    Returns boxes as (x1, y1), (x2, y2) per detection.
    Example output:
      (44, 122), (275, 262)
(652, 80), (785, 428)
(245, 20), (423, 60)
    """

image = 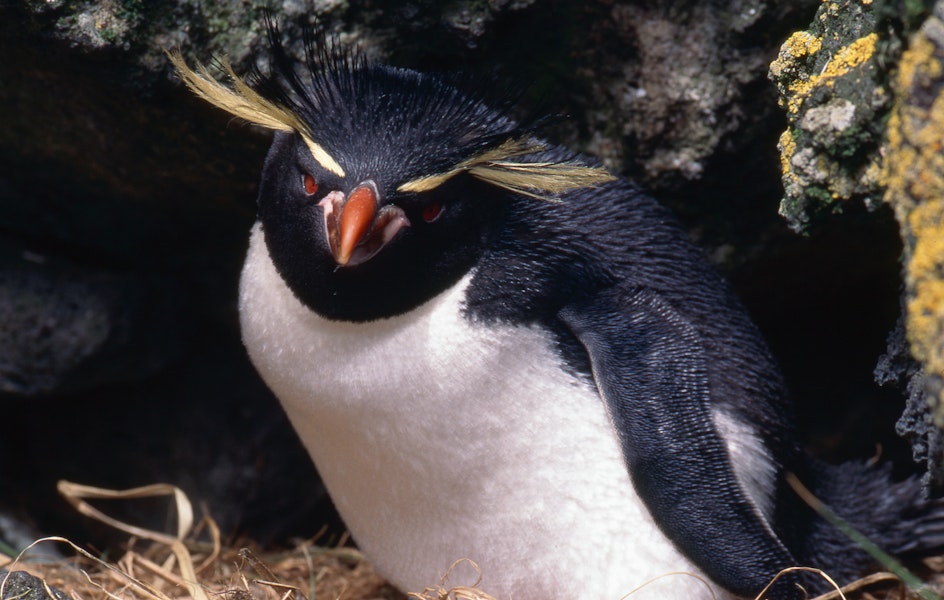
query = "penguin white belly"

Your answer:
(239, 224), (732, 600)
